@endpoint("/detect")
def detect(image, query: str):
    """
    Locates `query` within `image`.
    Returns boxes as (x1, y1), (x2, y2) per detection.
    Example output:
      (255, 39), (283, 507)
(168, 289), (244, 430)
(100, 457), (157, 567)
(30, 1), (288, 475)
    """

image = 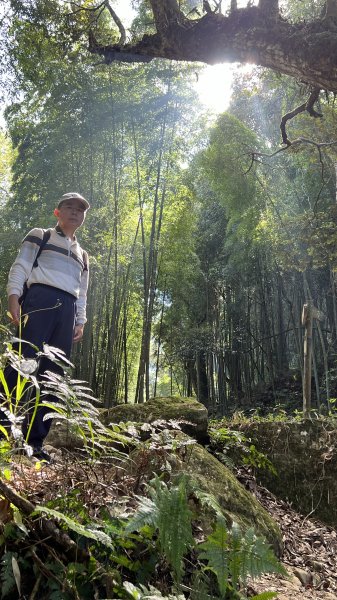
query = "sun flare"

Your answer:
(194, 64), (233, 114)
